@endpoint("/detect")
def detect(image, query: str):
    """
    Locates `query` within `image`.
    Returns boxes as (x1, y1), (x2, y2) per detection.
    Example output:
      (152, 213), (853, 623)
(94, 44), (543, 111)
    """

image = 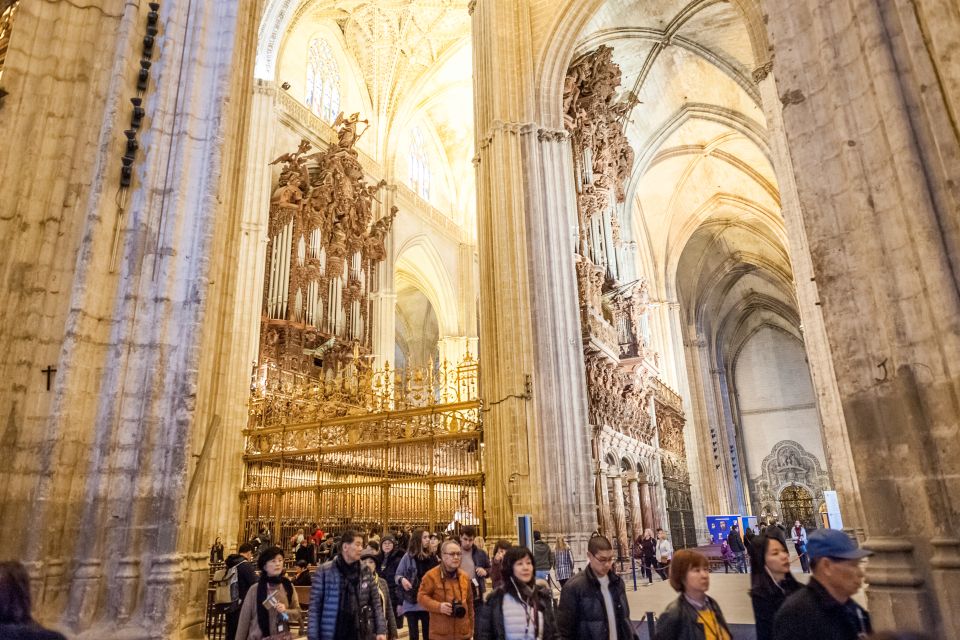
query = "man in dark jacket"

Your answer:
(773, 529), (872, 640)
(308, 529), (387, 640)
(557, 535), (637, 640)
(727, 523), (746, 573)
(533, 530), (555, 581)
(225, 542), (257, 640)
